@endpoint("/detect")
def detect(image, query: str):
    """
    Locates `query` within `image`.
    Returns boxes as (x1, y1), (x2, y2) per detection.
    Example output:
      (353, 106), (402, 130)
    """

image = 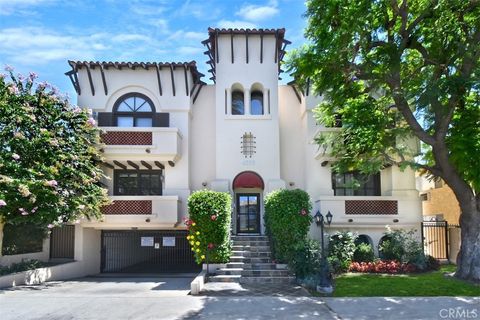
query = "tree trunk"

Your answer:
(0, 221), (4, 258)
(454, 201), (480, 283)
